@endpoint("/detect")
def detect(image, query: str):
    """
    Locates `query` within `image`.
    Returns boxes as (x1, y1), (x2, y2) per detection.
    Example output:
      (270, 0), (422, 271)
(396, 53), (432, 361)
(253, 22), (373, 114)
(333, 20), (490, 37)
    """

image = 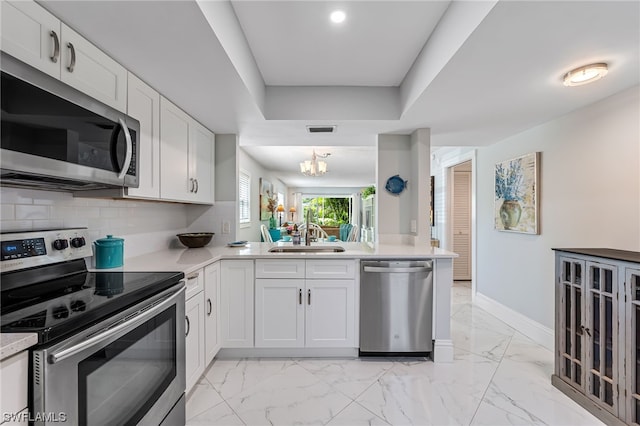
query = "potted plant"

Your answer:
(266, 192), (278, 229)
